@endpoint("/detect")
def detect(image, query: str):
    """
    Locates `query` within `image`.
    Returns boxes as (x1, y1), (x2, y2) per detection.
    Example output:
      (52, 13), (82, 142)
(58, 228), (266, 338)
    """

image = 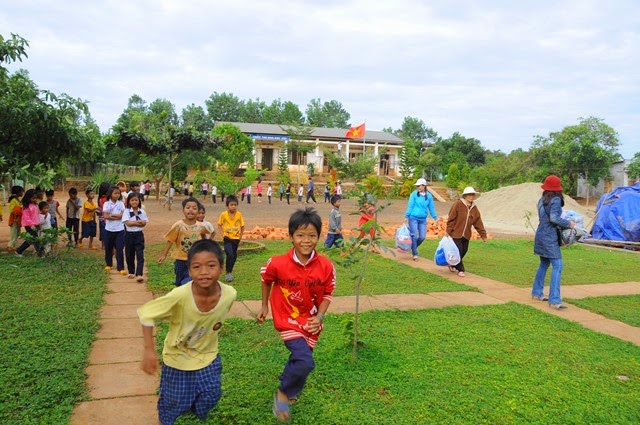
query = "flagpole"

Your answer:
(363, 118), (367, 156)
